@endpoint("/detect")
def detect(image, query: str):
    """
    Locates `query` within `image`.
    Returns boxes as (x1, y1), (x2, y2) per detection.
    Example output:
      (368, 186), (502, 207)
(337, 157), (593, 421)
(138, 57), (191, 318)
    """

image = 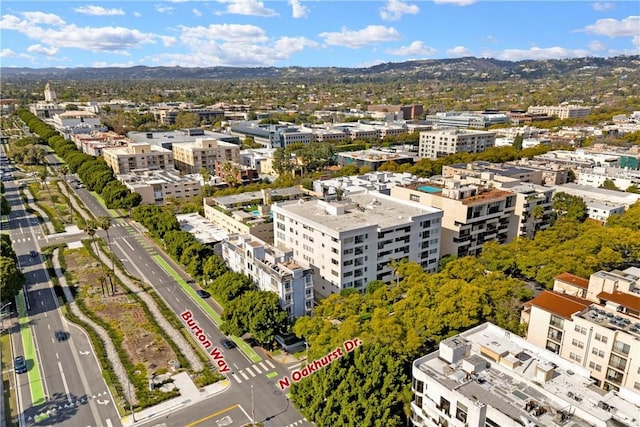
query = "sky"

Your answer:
(0, 1), (638, 69)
